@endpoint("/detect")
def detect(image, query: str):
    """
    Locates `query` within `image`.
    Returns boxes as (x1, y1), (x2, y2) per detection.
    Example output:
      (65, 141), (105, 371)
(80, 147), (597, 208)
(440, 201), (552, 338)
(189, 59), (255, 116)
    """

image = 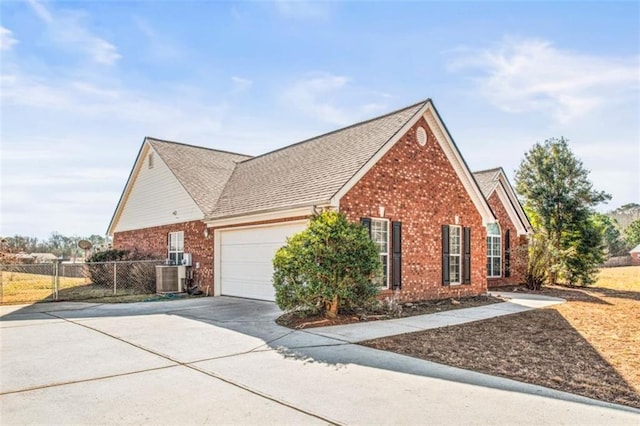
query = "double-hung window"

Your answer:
(449, 225), (462, 284)
(371, 218), (390, 288)
(486, 223), (501, 278)
(168, 231), (184, 265)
